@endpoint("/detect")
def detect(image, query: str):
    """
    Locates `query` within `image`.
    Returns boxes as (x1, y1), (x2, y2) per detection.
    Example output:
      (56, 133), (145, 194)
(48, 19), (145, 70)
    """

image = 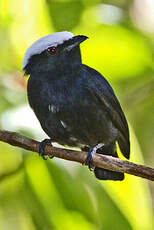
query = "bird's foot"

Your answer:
(84, 143), (103, 171)
(84, 150), (94, 171)
(38, 139), (52, 160)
